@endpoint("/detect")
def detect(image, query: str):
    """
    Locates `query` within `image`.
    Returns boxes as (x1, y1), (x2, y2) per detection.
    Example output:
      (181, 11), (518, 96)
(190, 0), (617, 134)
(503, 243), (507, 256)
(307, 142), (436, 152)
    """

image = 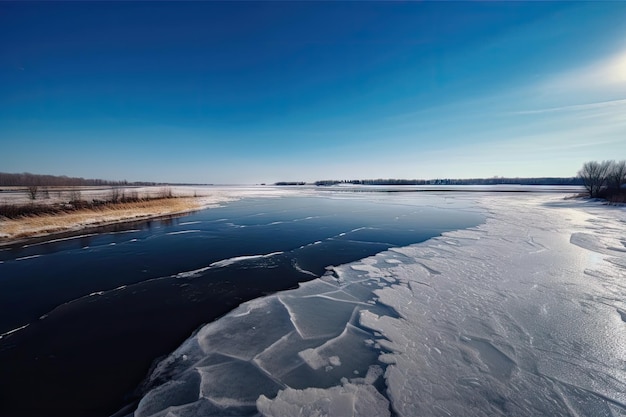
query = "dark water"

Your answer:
(0, 193), (482, 417)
